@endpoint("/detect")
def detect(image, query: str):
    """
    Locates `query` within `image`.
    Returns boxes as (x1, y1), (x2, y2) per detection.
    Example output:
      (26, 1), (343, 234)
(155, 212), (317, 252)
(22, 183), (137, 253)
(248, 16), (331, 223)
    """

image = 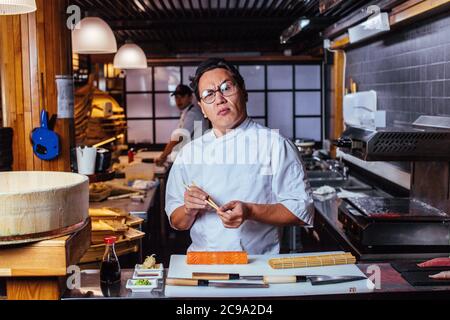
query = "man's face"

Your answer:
(174, 94), (192, 110)
(198, 68), (247, 132)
